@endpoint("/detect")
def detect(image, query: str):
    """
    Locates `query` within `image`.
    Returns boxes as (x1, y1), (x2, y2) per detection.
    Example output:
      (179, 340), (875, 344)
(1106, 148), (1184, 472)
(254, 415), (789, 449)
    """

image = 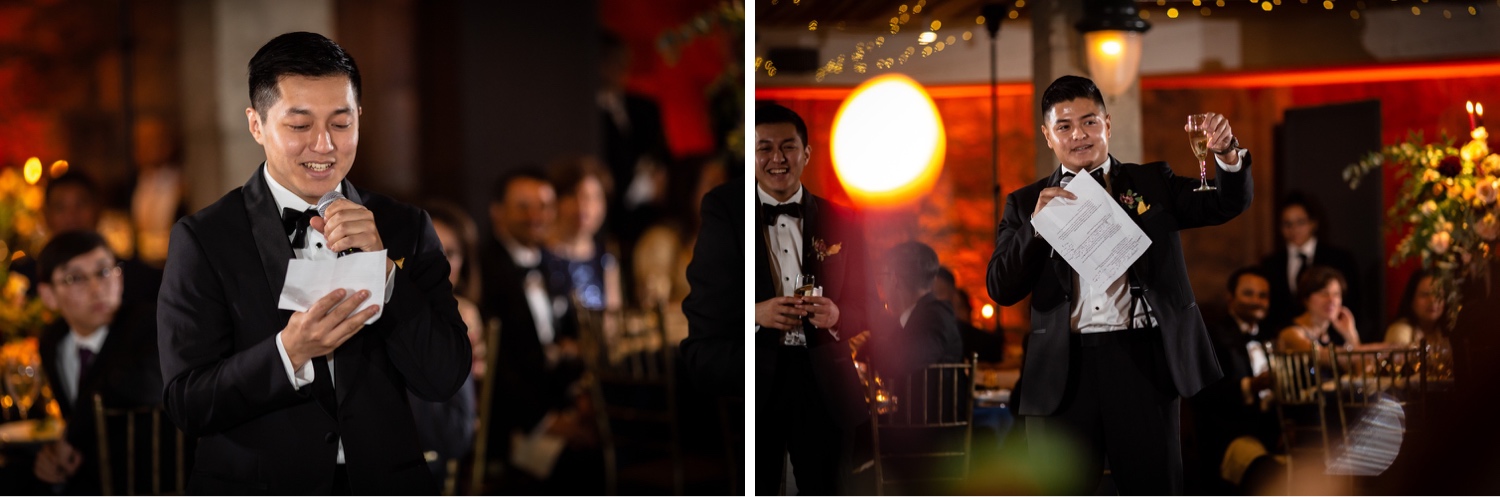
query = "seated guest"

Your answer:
(1384, 268), (1447, 347)
(407, 201), (484, 482)
(1276, 266), (1381, 356)
(480, 168), (596, 494)
(547, 156), (622, 314)
(32, 231), (164, 495)
(15, 172), (163, 312)
(1190, 267), (1282, 494)
(862, 241), (963, 379)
